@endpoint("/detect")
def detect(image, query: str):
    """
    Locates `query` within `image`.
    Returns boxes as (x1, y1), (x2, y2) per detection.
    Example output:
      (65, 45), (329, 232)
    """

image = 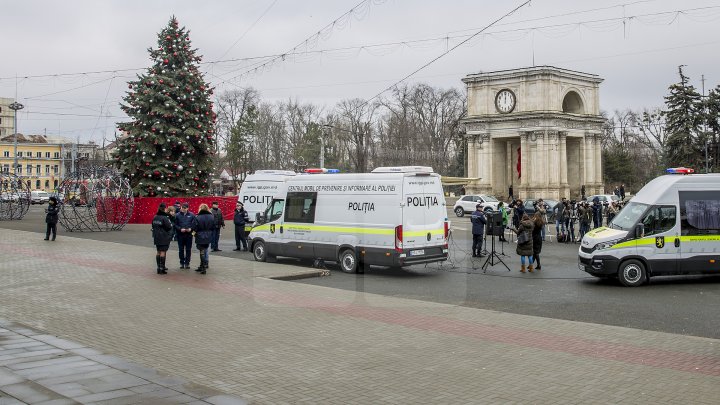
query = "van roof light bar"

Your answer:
(666, 167), (695, 174)
(304, 168), (340, 174)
